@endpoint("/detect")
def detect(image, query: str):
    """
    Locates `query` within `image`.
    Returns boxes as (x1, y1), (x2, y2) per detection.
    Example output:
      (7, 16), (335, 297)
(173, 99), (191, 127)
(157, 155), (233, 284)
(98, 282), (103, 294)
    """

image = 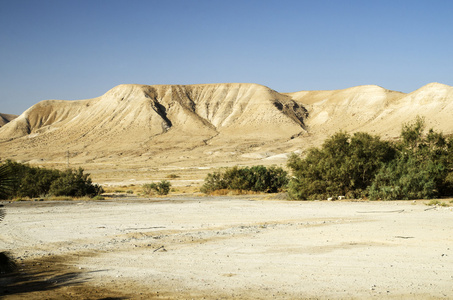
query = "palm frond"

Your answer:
(0, 252), (17, 274)
(0, 164), (15, 199)
(0, 208), (5, 223)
